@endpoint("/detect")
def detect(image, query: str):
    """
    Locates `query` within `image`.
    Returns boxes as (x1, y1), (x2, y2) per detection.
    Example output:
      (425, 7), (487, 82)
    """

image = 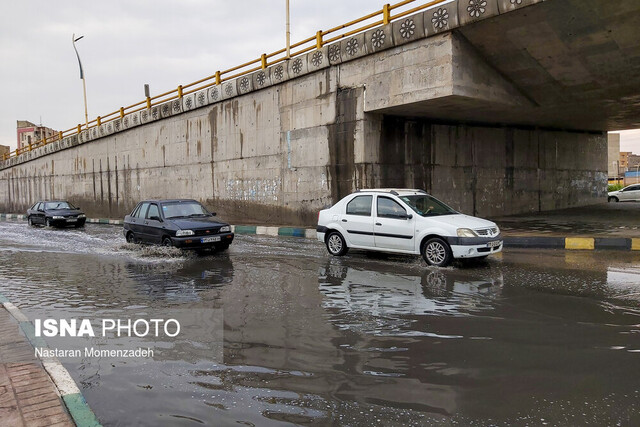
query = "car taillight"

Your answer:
(318, 211), (320, 223)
